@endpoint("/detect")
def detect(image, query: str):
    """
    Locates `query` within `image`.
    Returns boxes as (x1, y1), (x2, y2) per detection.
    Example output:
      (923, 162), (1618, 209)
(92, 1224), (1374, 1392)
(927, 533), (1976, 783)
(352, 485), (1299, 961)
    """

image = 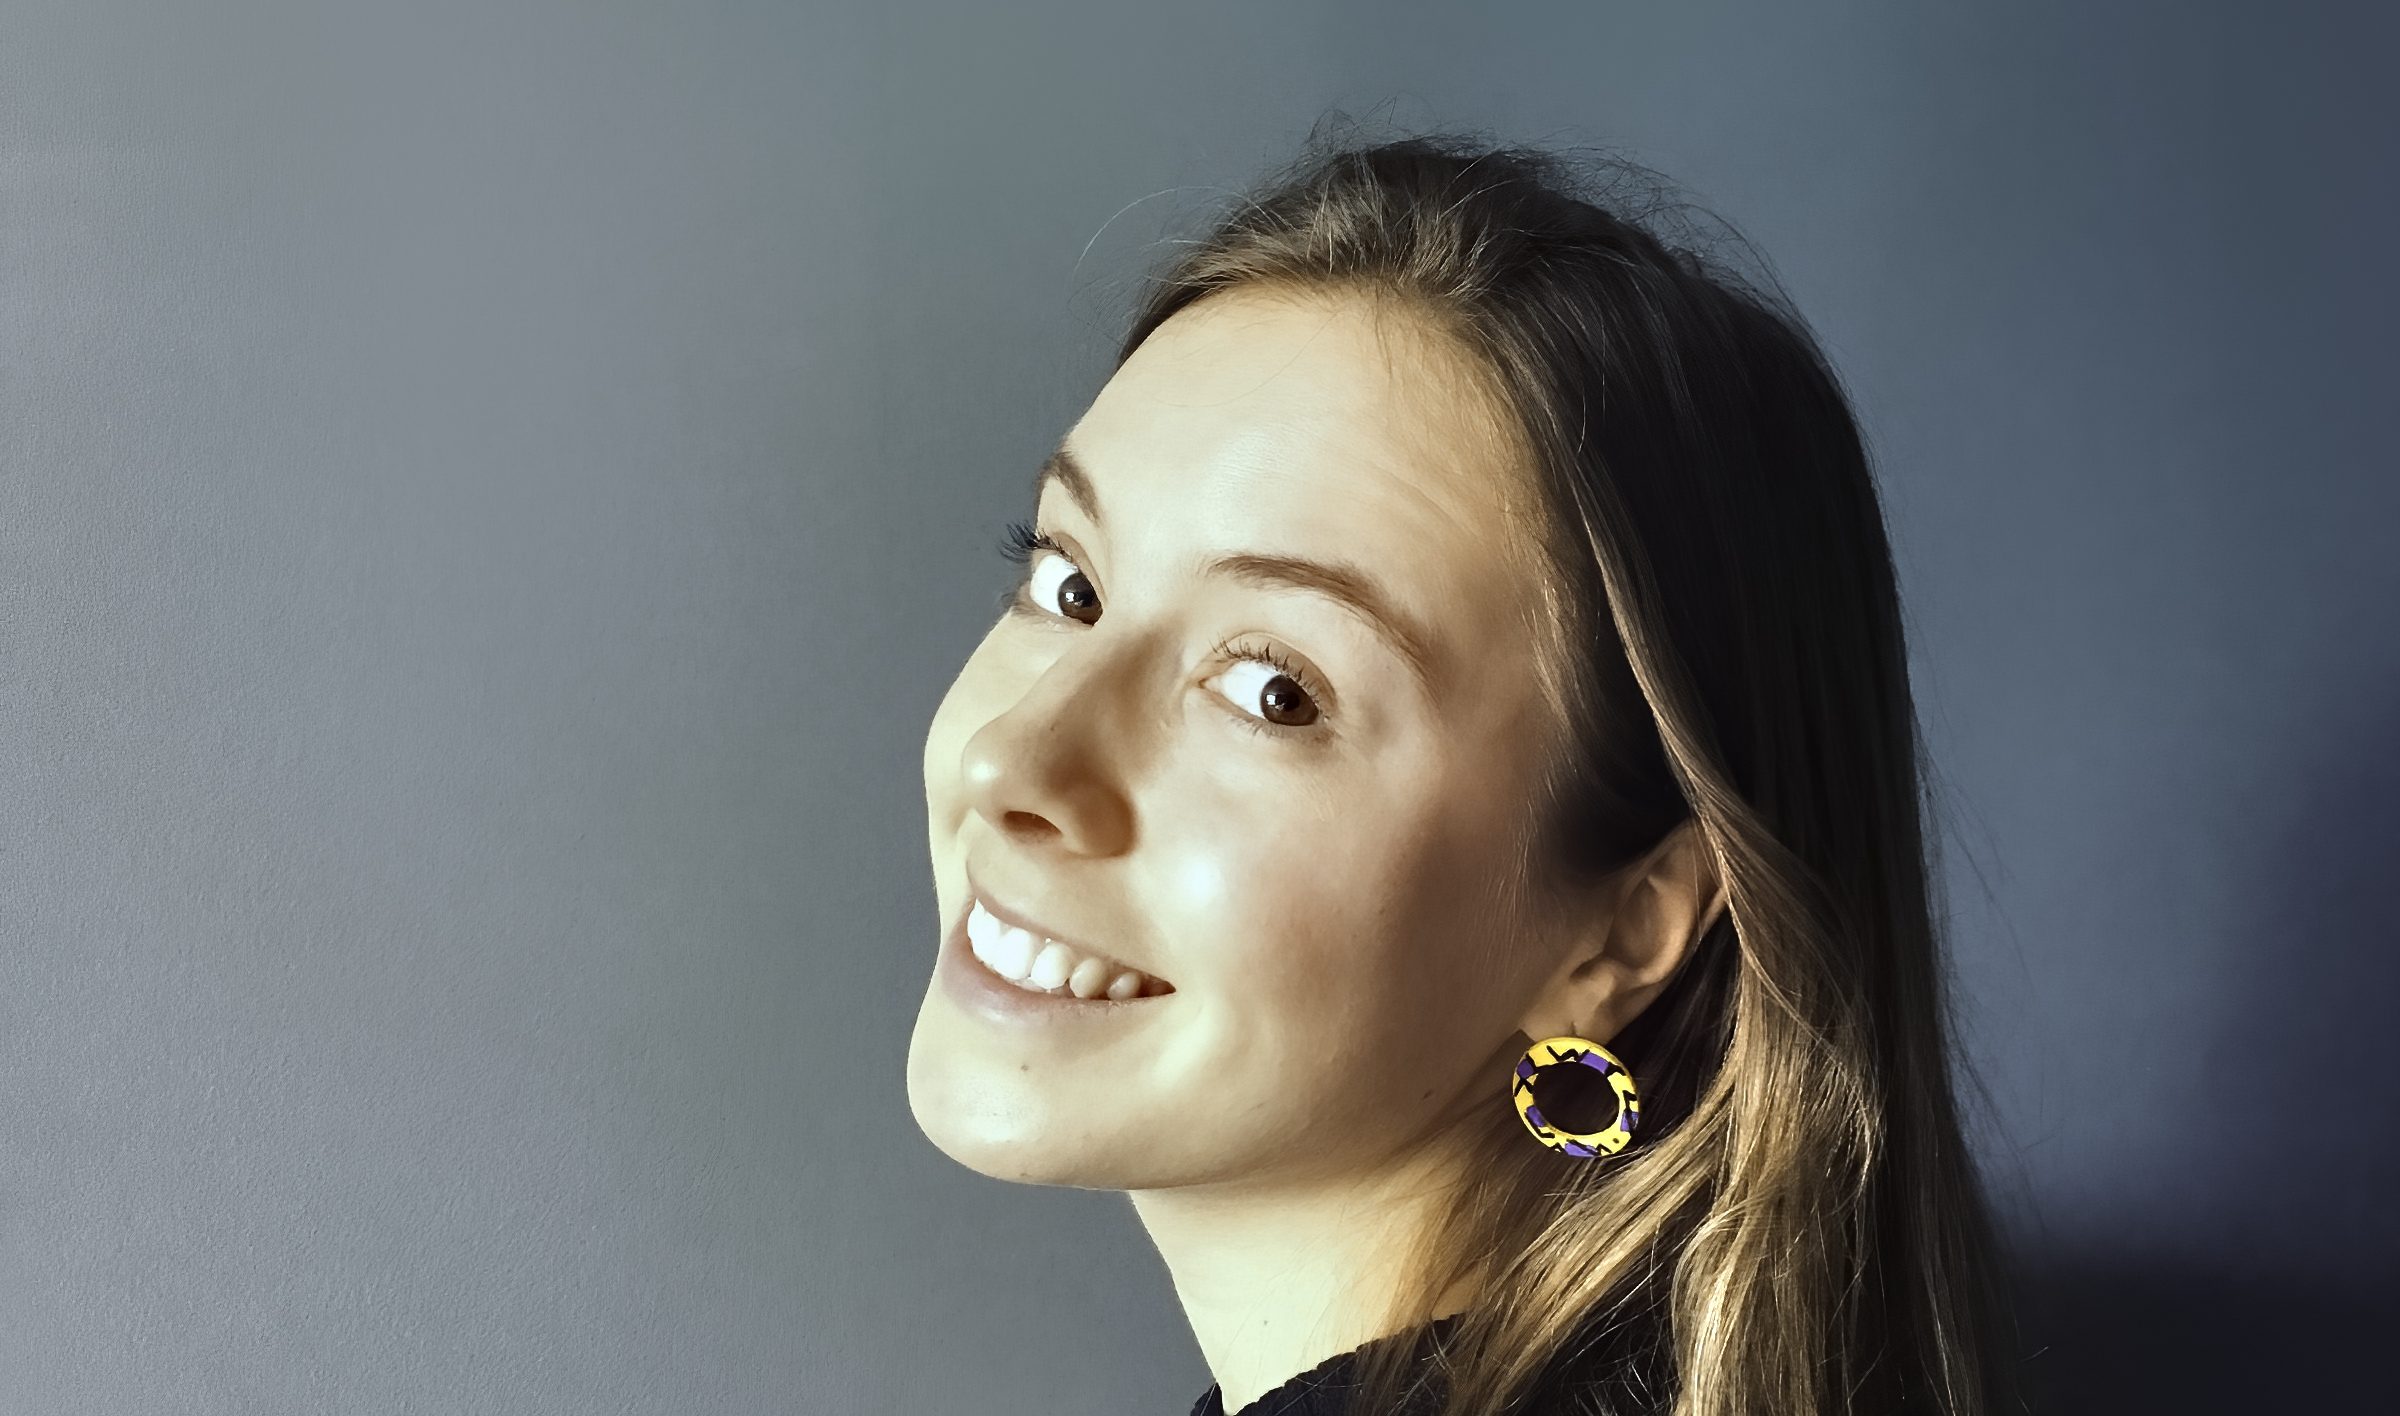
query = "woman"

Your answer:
(907, 130), (2023, 1416)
